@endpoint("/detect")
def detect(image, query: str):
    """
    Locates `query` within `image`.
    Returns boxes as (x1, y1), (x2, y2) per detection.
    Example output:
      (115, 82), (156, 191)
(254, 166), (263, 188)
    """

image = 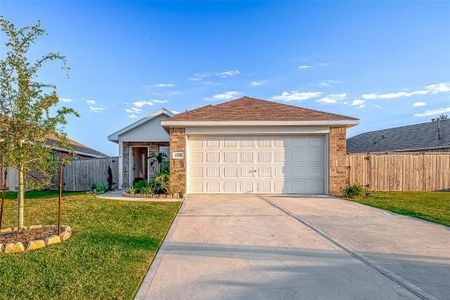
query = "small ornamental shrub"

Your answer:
(132, 180), (147, 194)
(343, 184), (365, 198)
(91, 183), (107, 194)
